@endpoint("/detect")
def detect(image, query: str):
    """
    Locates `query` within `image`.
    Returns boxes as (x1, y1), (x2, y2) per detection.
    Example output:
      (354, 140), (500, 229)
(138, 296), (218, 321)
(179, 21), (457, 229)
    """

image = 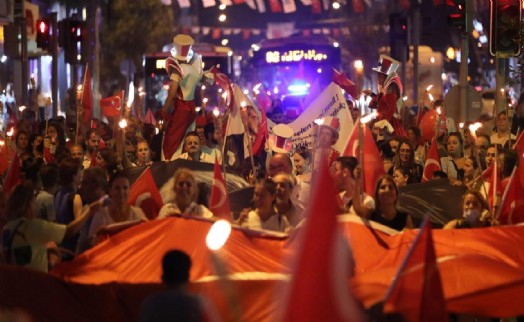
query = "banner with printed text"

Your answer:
(284, 82), (353, 152)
